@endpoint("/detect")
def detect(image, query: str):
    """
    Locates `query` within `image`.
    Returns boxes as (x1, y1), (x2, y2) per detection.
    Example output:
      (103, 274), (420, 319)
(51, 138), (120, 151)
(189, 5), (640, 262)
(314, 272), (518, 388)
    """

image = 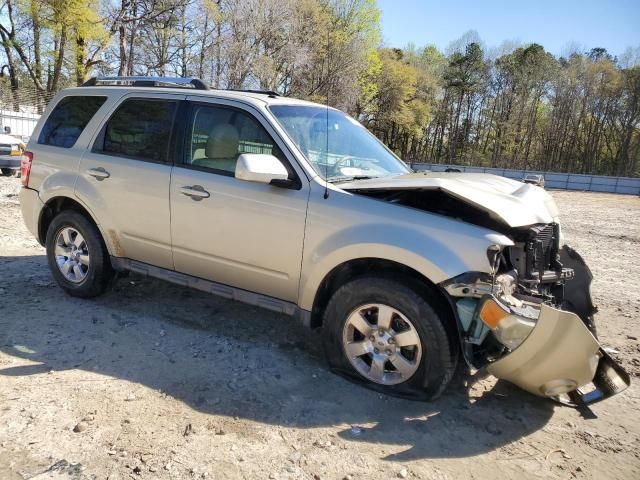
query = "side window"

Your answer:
(99, 98), (177, 162)
(38, 96), (106, 148)
(187, 104), (283, 175)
